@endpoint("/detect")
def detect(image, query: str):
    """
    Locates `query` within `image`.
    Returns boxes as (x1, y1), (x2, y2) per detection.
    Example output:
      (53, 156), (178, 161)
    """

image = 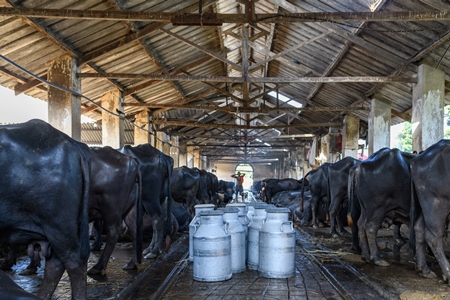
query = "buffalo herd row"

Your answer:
(262, 140), (450, 287)
(2, 119), (450, 299)
(0, 119), (235, 299)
